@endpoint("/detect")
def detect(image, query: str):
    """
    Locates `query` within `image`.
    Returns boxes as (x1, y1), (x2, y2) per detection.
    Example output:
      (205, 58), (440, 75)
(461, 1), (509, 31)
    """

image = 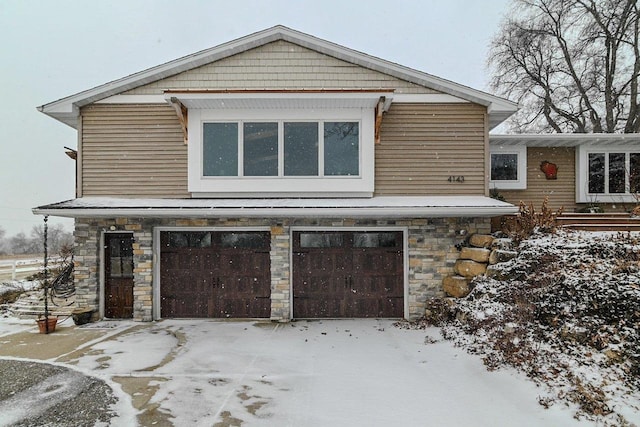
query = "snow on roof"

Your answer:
(38, 25), (517, 130)
(490, 133), (640, 147)
(32, 196), (518, 219)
